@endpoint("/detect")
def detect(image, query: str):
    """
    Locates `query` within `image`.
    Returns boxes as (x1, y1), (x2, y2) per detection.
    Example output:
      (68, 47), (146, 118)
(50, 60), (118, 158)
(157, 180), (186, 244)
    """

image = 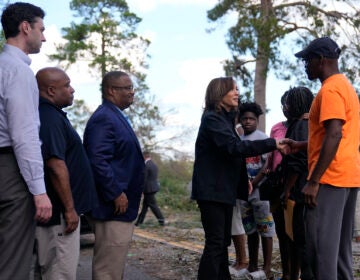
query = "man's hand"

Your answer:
(114, 192), (128, 215)
(275, 138), (291, 154)
(302, 180), (320, 208)
(33, 193), (52, 223)
(64, 208), (79, 234)
(278, 139), (307, 154)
